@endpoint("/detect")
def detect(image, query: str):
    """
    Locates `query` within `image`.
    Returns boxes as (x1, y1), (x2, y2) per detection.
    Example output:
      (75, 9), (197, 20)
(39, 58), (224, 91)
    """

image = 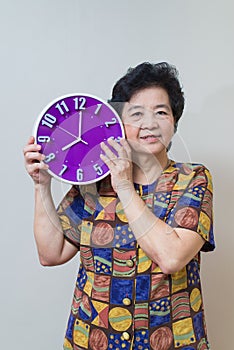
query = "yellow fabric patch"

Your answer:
(173, 172), (194, 190)
(63, 338), (73, 349)
(204, 169), (213, 193)
(172, 267), (187, 294)
(92, 299), (107, 313)
(57, 204), (63, 214)
(83, 271), (94, 297)
(99, 196), (116, 208)
(116, 202), (128, 222)
(198, 211), (210, 240)
(80, 221), (93, 245)
(137, 248), (152, 273)
(172, 317), (196, 348)
(73, 319), (90, 348)
(60, 215), (71, 231)
(190, 288), (202, 312)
